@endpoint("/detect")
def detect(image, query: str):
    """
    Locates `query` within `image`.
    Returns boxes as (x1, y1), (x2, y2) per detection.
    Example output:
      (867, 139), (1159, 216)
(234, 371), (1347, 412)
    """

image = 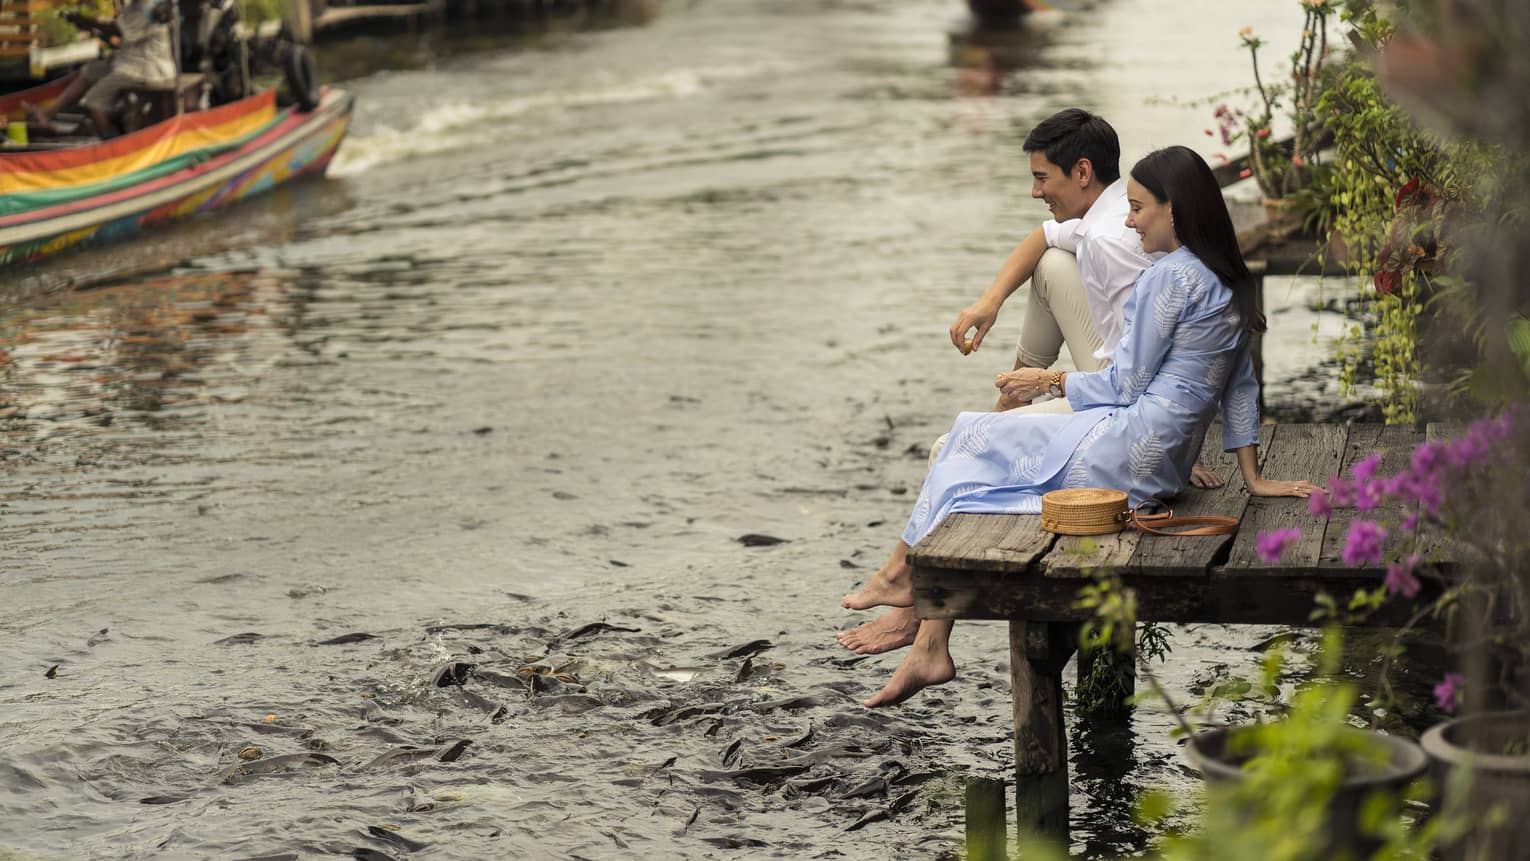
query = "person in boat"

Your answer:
(839, 146), (1321, 708)
(25, 0), (177, 138)
(838, 108), (1218, 656)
